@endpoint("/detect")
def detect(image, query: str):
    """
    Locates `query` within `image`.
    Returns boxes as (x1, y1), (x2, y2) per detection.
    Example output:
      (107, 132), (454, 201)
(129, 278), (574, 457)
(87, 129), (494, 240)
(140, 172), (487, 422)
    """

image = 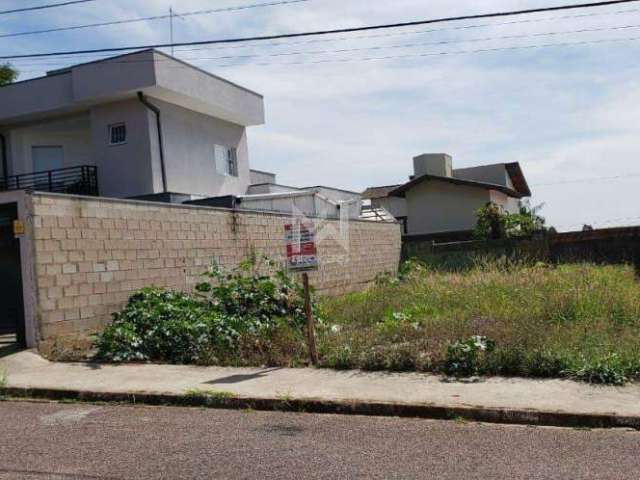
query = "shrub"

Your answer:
(565, 353), (629, 385)
(95, 257), (310, 365)
(444, 336), (496, 377)
(195, 256), (308, 330)
(474, 201), (547, 240)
